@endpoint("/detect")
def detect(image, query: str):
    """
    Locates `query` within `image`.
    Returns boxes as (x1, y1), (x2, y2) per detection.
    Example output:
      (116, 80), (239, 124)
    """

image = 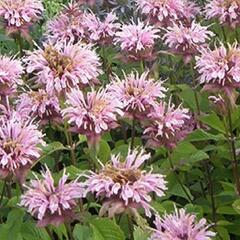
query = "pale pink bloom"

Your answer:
(151, 208), (215, 240)
(163, 21), (214, 63)
(205, 0), (240, 28)
(107, 71), (166, 120)
(83, 11), (120, 45)
(0, 114), (45, 182)
(46, 2), (84, 44)
(0, 55), (23, 97)
(195, 43), (240, 93)
(84, 148), (167, 217)
(24, 42), (102, 95)
(114, 20), (159, 62)
(135, 0), (198, 27)
(20, 166), (84, 227)
(144, 100), (191, 149)
(16, 89), (61, 125)
(0, 0), (43, 38)
(62, 88), (123, 145)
